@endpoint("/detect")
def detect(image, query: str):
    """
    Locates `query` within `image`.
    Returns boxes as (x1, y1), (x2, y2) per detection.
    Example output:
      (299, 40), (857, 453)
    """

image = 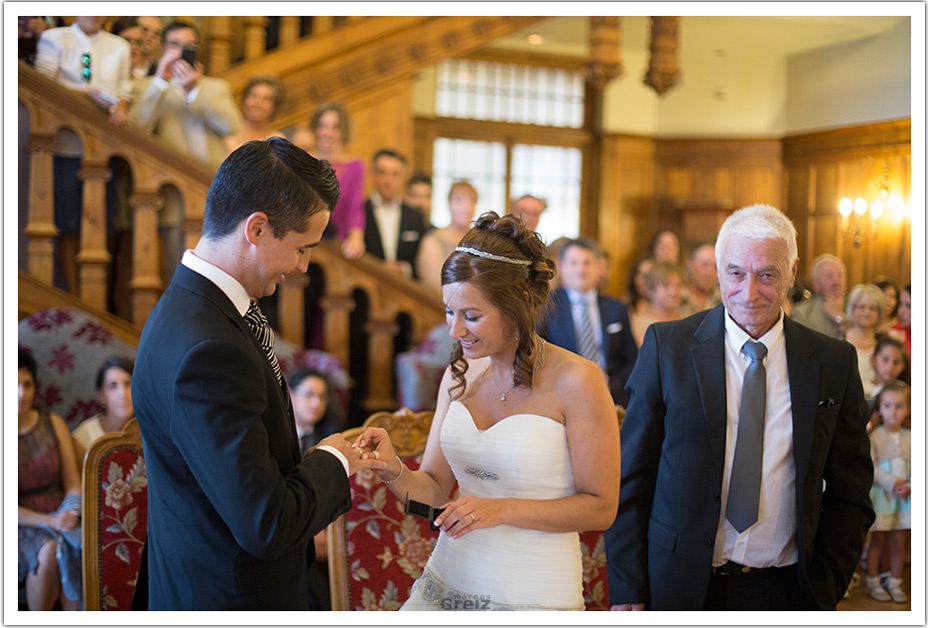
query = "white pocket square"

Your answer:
(401, 230), (421, 242)
(606, 322), (623, 334)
